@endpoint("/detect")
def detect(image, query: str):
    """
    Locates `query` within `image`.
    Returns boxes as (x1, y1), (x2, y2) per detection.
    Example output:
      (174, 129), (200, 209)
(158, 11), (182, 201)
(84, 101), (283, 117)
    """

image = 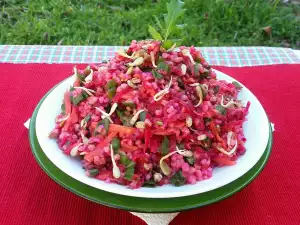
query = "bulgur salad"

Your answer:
(49, 0), (249, 189)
